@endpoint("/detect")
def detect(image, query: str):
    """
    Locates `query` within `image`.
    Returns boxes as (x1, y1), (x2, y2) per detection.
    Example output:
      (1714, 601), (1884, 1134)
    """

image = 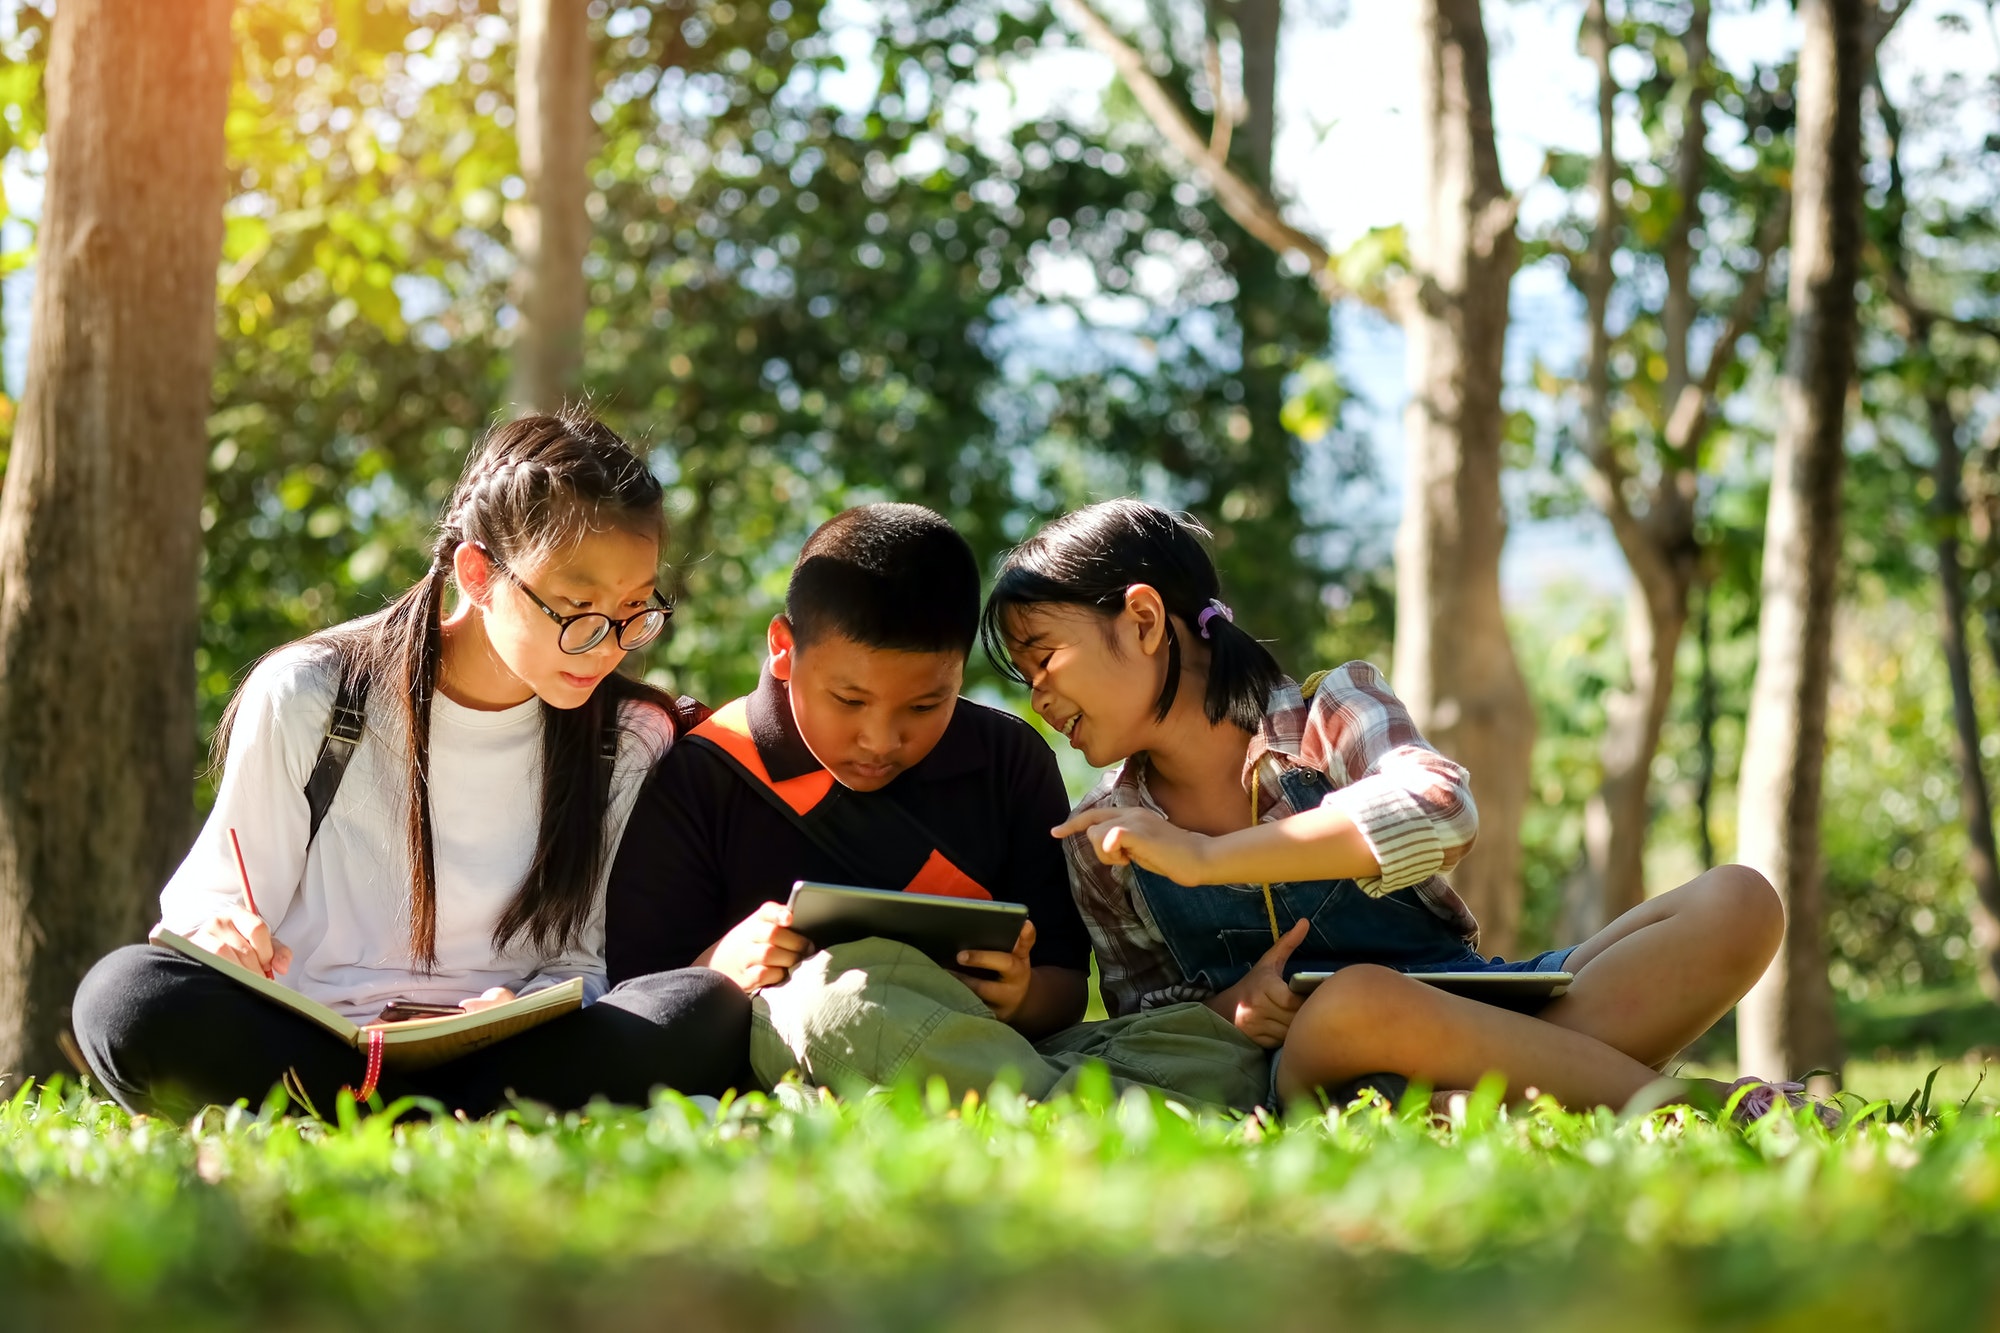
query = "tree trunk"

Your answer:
(1693, 576), (1718, 868)
(1213, 0), (1319, 663)
(1734, 0), (1864, 1082)
(1929, 403), (2000, 999)
(1580, 569), (1693, 932)
(1394, 0), (1532, 958)
(0, 0), (235, 1085)
(1658, 3), (1710, 422)
(509, 0), (592, 413)
(1571, 0), (1712, 932)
